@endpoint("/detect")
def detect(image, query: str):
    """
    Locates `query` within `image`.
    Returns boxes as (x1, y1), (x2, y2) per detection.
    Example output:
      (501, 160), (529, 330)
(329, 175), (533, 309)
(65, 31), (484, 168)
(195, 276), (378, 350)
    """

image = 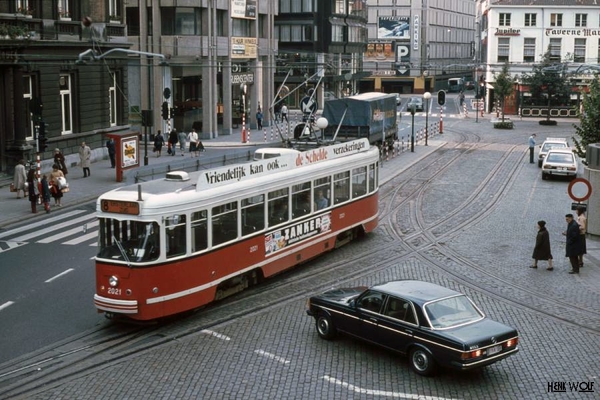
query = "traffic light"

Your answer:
(161, 101), (169, 120)
(37, 122), (48, 152)
(437, 90), (446, 106)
